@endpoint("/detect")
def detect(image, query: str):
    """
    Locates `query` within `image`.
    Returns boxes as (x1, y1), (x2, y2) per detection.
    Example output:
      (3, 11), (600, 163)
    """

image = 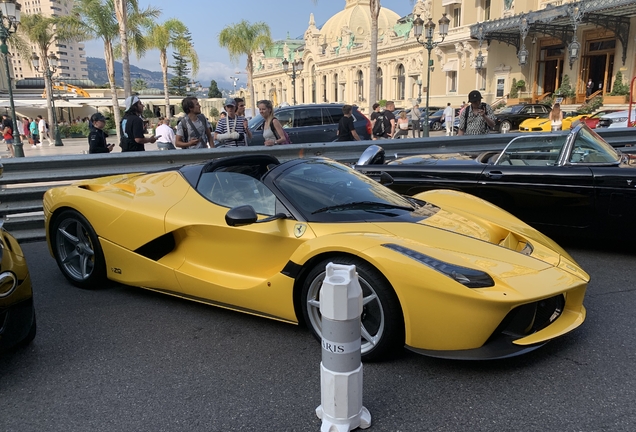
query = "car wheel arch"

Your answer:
(293, 252), (406, 361)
